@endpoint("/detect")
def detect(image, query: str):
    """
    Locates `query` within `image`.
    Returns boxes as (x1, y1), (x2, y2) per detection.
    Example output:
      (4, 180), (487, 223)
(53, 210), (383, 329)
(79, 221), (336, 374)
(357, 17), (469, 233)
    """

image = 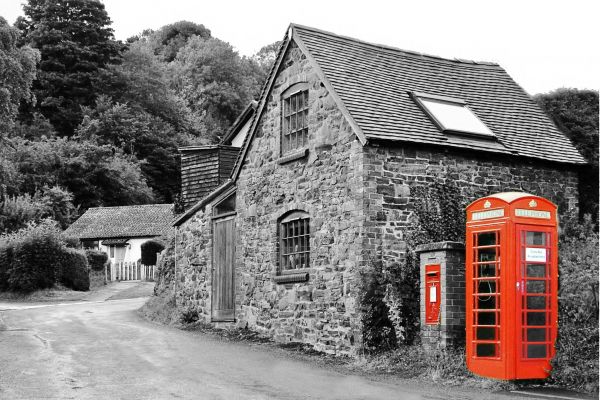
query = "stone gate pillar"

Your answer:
(415, 241), (465, 351)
